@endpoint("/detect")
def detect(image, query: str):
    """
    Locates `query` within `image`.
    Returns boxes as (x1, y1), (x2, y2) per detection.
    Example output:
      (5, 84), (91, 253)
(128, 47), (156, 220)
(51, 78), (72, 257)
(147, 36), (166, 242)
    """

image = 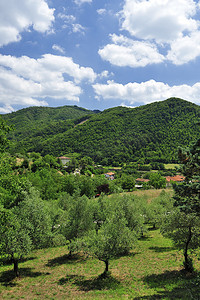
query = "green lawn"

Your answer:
(1, 228), (200, 299)
(164, 164), (179, 170)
